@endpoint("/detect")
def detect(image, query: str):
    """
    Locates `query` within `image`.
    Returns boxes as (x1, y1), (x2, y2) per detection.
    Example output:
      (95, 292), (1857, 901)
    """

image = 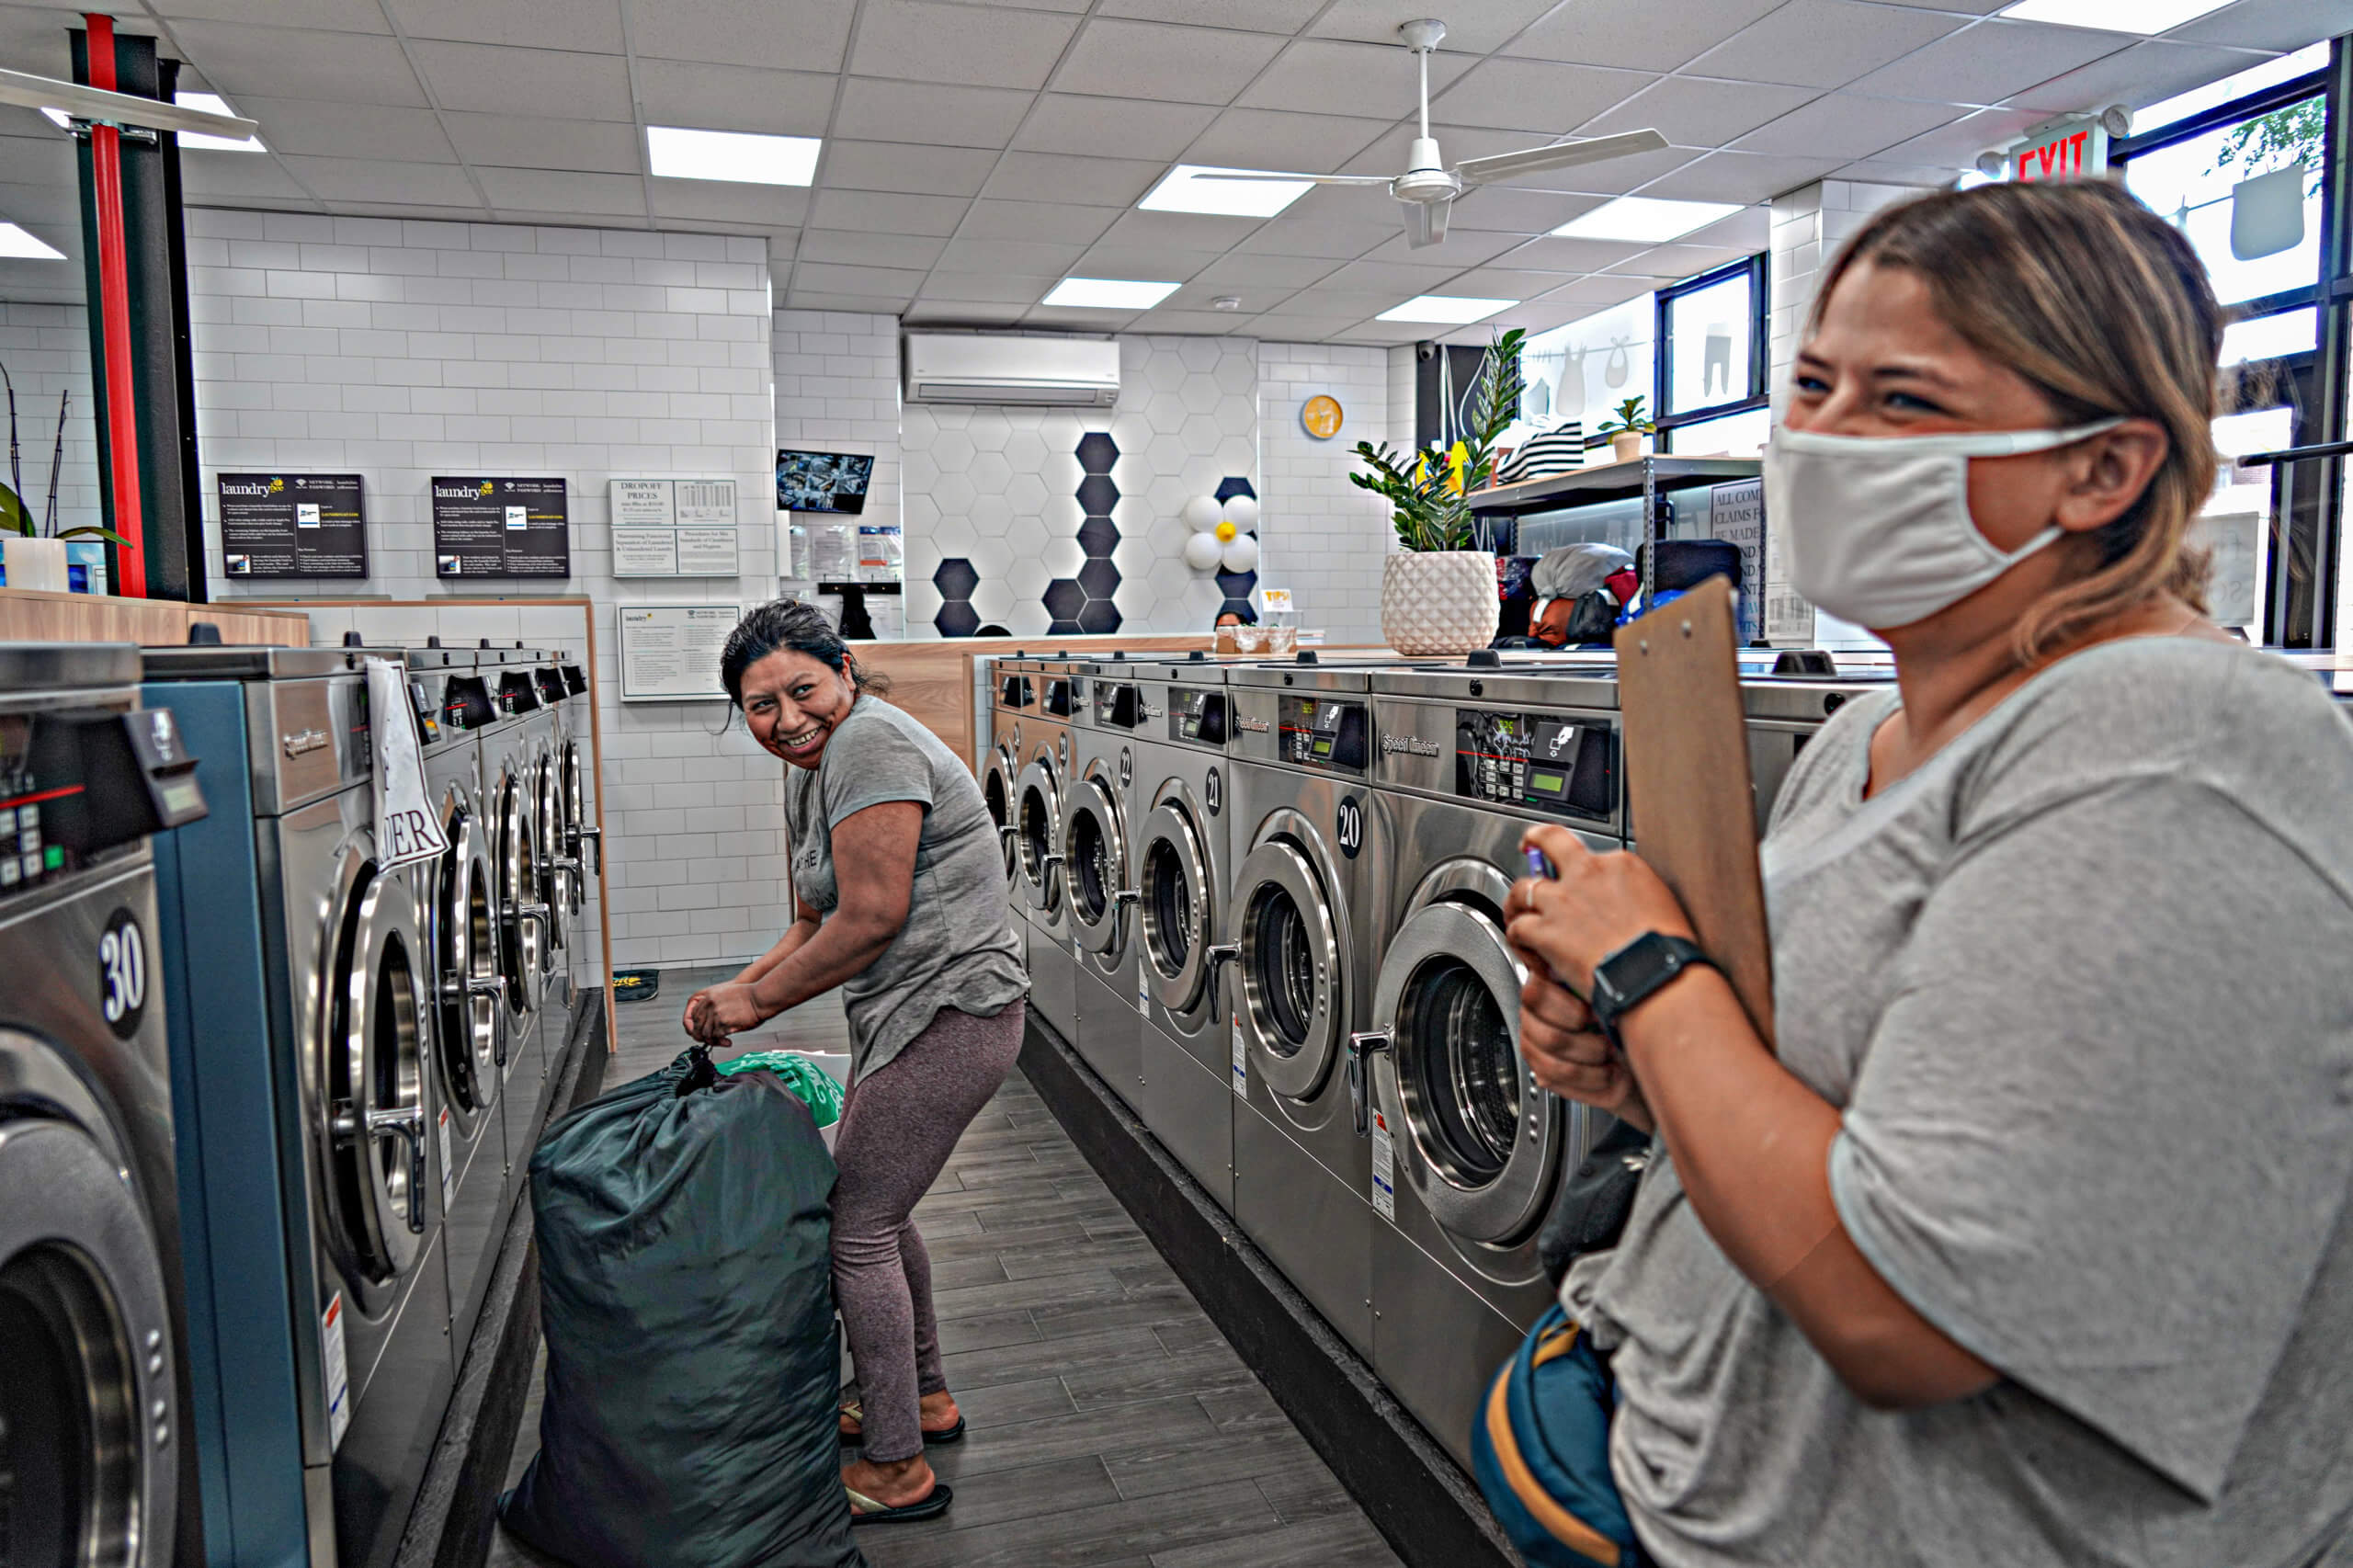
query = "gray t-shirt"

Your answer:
(784, 695), (1028, 1079)
(1564, 637), (2353, 1567)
